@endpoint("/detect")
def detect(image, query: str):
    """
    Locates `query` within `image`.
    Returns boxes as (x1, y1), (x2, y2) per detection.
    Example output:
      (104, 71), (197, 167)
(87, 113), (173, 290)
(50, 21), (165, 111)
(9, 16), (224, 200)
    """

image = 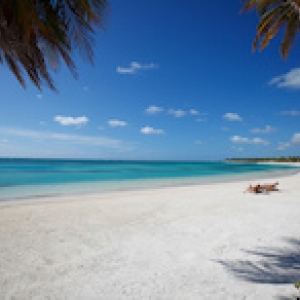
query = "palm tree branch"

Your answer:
(281, 11), (299, 58)
(243, 0), (300, 58)
(254, 4), (293, 50)
(0, 0), (107, 90)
